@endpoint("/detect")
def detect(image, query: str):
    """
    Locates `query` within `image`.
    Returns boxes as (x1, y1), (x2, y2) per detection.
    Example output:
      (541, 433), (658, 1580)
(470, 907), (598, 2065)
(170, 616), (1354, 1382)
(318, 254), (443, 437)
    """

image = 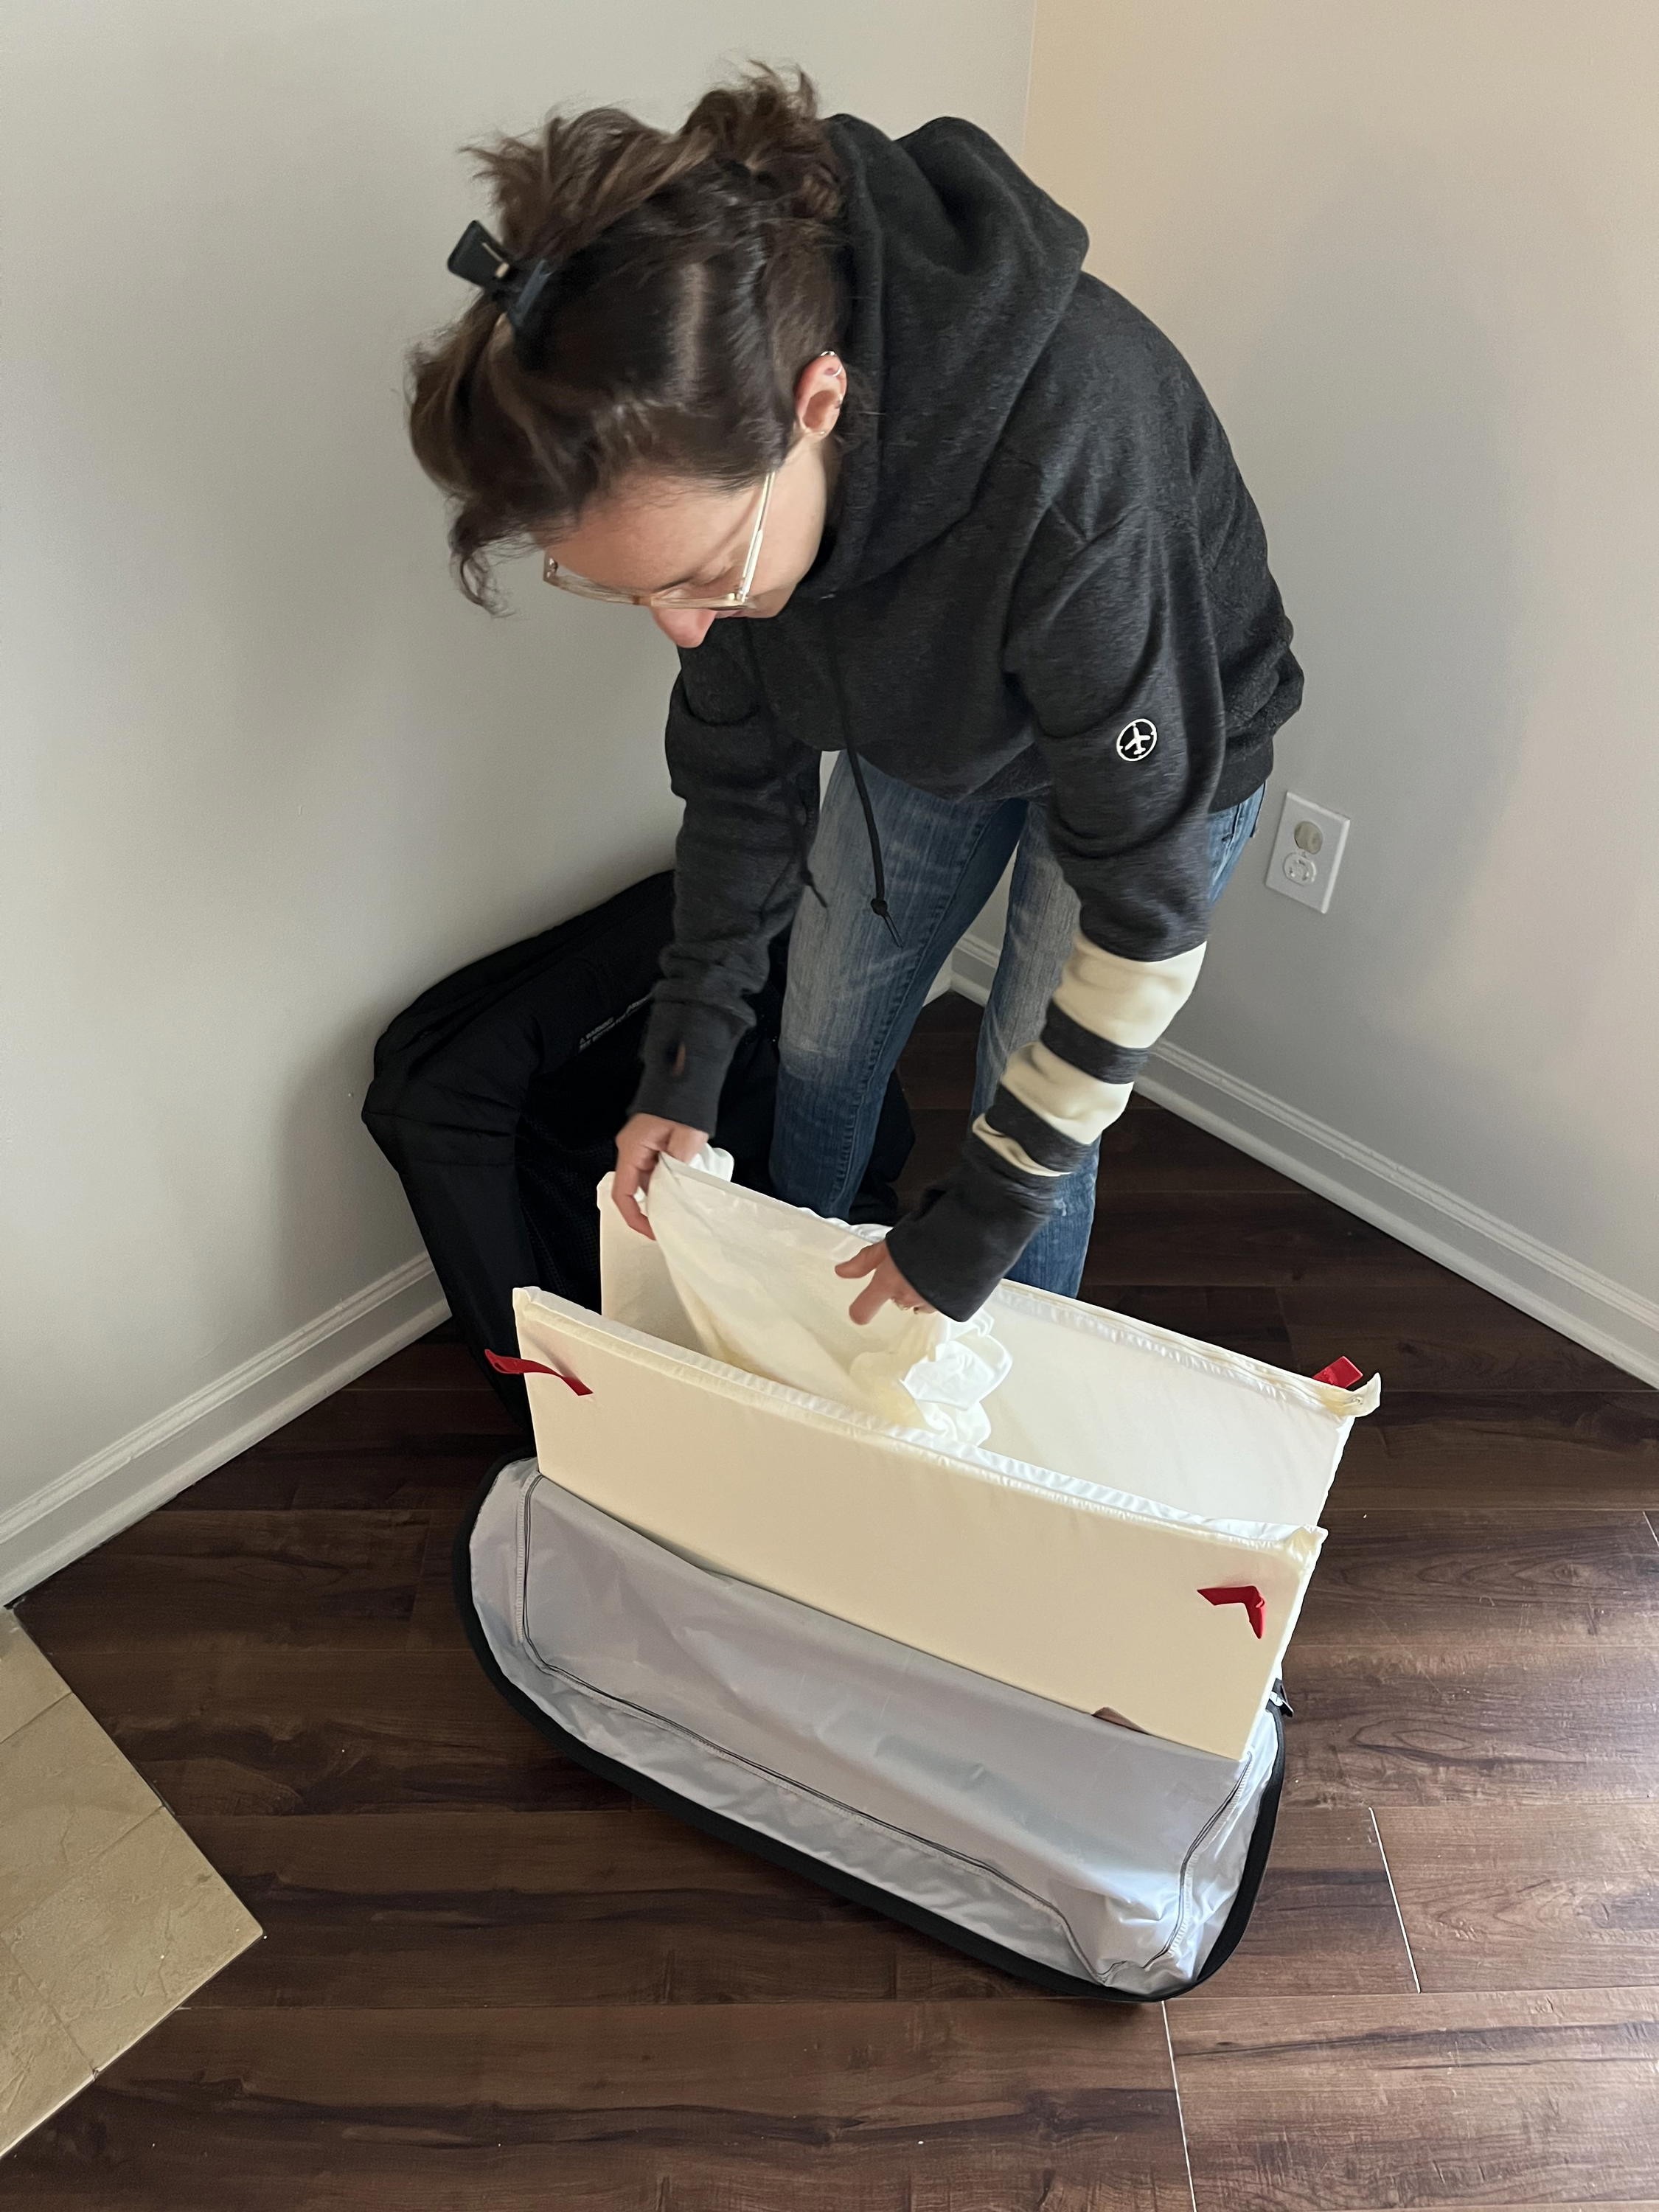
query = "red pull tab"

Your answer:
(1314, 1356), (1364, 1390)
(485, 1349), (591, 1397)
(1199, 1585), (1266, 1638)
